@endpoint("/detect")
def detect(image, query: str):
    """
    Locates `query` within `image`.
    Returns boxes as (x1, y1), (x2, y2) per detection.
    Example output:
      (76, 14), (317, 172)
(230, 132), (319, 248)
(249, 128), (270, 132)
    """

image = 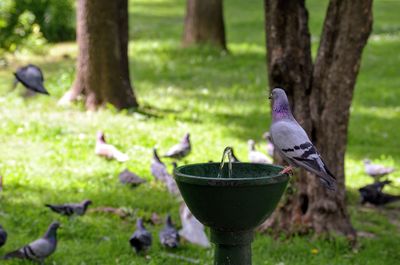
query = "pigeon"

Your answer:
(4, 221), (60, 264)
(151, 148), (169, 182)
(179, 203), (210, 248)
(230, 148), (241, 162)
(129, 218), (152, 253)
(165, 163), (180, 196)
(164, 133), (191, 159)
(159, 215), (180, 248)
(13, 64), (49, 95)
(248, 139), (272, 164)
(45, 199), (92, 216)
(262, 131), (275, 157)
(0, 225), (7, 248)
(95, 131), (129, 162)
(269, 88), (337, 190)
(363, 159), (395, 181)
(359, 181), (400, 206)
(118, 169), (146, 186)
